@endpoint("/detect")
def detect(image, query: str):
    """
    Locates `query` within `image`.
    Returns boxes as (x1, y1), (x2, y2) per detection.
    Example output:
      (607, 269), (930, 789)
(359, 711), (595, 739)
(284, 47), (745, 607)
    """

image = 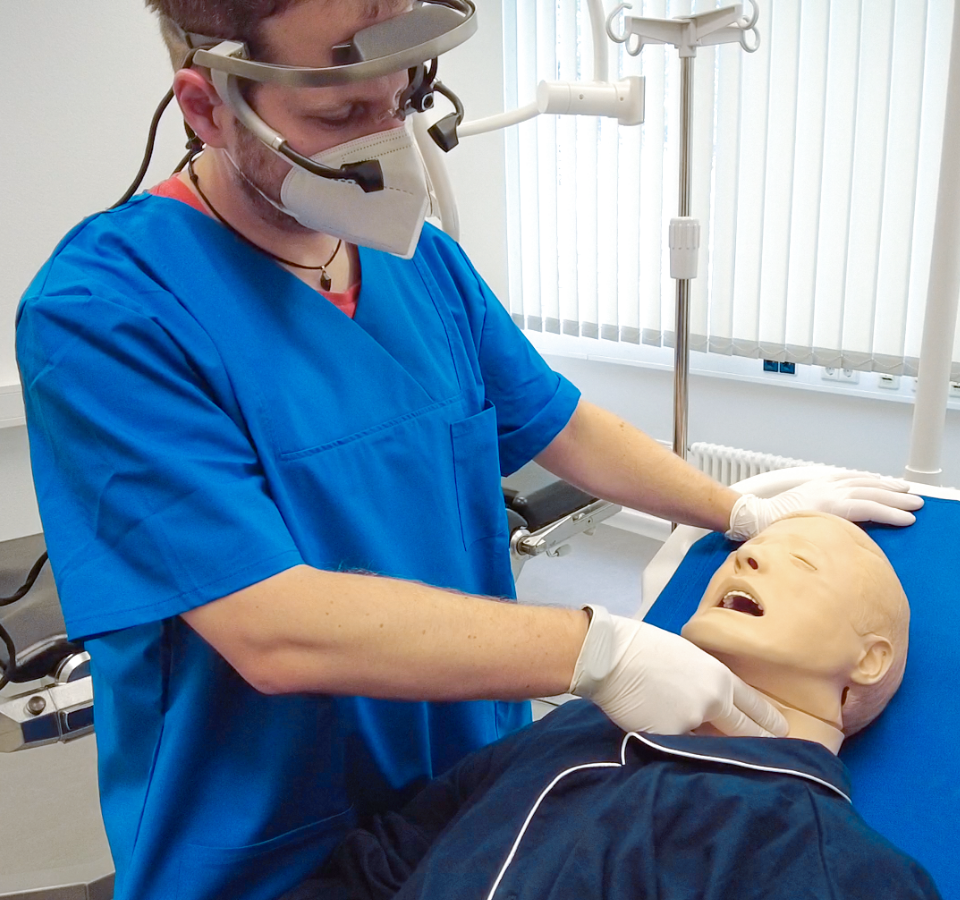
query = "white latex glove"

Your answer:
(726, 471), (924, 541)
(569, 605), (788, 737)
